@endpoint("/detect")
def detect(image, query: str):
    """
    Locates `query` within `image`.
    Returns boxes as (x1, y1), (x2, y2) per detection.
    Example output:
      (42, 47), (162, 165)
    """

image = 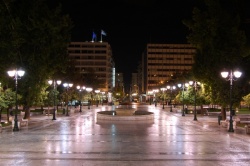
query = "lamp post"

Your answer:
(7, 69), (25, 132)
(167, 85), (176, 112)
(148, 91), (153, 105)
(101, 91), (105, 106)
(95, 89), (100, 107)
(177, 83), (189, 116)
(77, 85), (86, 112)
(48, 80), (61, 120)
(160, 88), (166, 109)
(153, 89), (159, 107)
(189, 81), (200, 121)
(221, 69), (242, 132)
(86, 87), (93, 109)
(63, 83), (73, 116)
